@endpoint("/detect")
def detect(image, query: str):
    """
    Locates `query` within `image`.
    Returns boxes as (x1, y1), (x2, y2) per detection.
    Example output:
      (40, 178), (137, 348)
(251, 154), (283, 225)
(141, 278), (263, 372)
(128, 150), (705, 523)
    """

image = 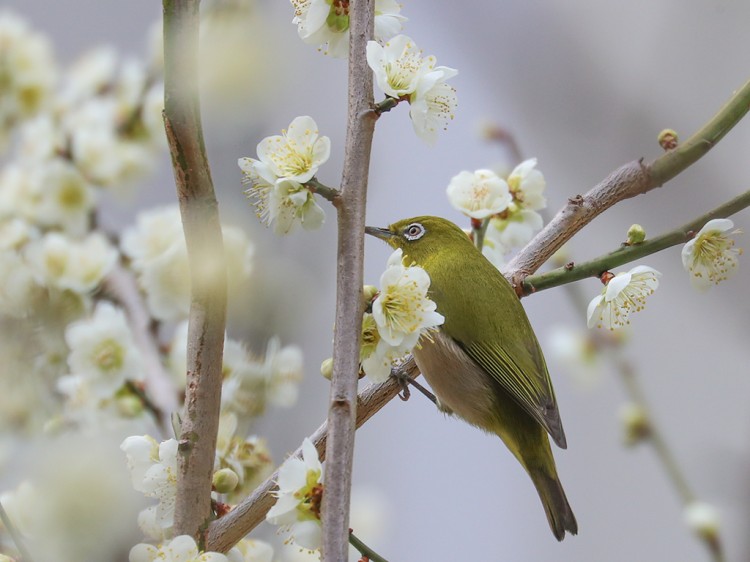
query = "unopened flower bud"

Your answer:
(627, 224), (646, 245)
(362, 285), (379, 307)
(619, 403), (650, 446)
(658, 129), (679, 150)
(320, 357), (334, 380)
(684, 501), (721, 548)
(116, 394), (145, 417)
(213, 468), (240, 494)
